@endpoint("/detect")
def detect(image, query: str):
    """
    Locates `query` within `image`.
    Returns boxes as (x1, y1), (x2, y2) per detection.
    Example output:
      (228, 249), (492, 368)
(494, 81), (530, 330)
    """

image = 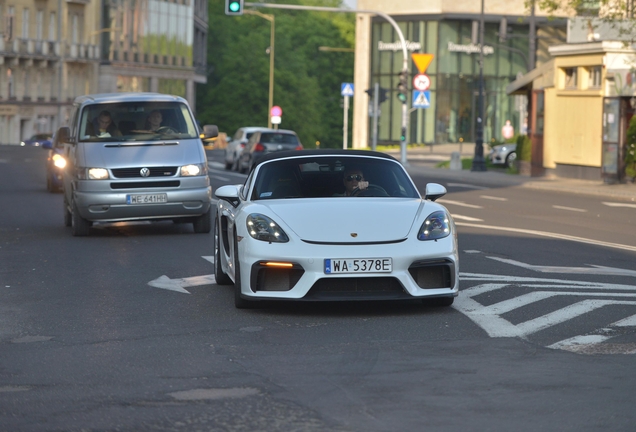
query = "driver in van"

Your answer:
(144, 110), (163, 131)
(87, 111), (122, 138)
